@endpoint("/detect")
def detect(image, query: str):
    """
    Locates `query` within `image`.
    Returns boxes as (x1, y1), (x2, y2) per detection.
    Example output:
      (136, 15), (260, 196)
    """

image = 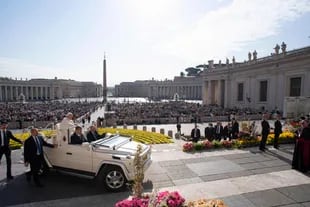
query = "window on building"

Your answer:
(290, 77), (301, 96)
(237, 83), (244, 101)
(259, 80), (268, 102)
